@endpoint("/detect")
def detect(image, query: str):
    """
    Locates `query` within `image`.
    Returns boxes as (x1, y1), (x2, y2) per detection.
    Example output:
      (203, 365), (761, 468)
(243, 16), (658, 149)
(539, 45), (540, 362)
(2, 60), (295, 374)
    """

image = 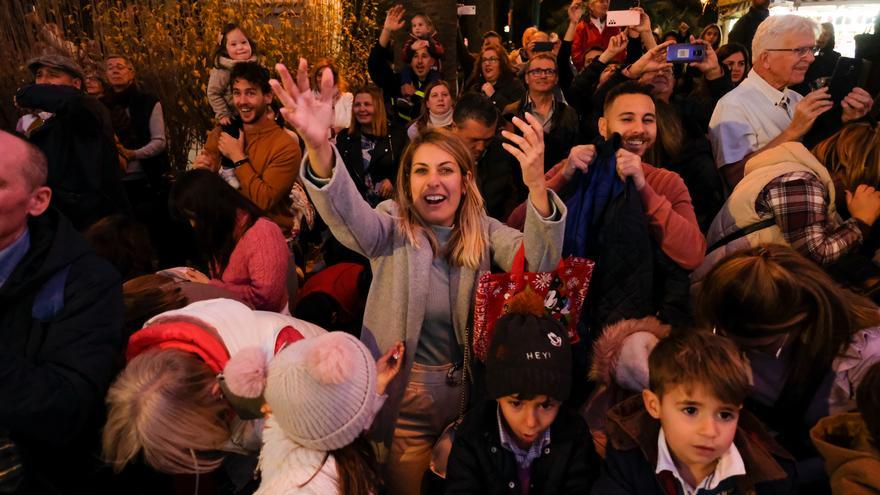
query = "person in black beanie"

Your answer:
(445, 294), (600, 494)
